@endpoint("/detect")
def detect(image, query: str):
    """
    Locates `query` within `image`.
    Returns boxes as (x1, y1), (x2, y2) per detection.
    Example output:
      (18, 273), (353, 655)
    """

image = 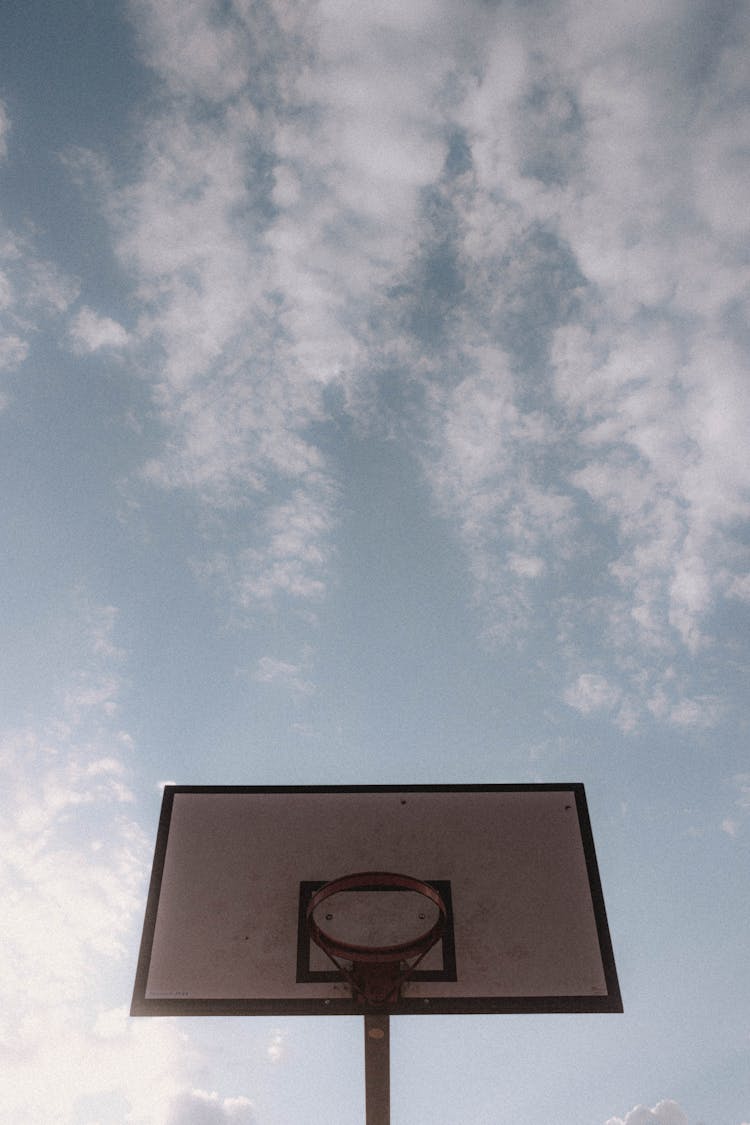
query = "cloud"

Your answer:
(558, 323), (750, 657)
(70, 1), (750, 724)
(735, 774), (750, 810)
(401, 0), (750, 722)
(165, 1089), (257, 1125)
(254, 655), (314, 696)
(129, 0), (252, 102)
(76, 0), (463, 612)
(0, 239), (78, 378)
(0, 599), (258, 1121)
(0, 98), (9, 160)
(0, 607), (140, 1023)
(721, 773), (750, 837)
(0, 332), (28, 372)
(266, 1027), (285, 1064)
(1, 105), (80, 390)
(7, 1004), (253, 1125)
(605, 1100), (688, 1125)
(726, 573), (750, 603)
(2, 1005), (187, 1124)
(0, 604), (157, 1116)
(508, 553), (546, 578)
(25, 259), (79, 313)
(564, 673), (620, 715)
(423, 349), (573, 638)
(667, 695), (723, 729)
(69, 304), (130, 353)
(194, 484), (335, 615)
(103, 86), (341, 597)
(545, 7), (750, 668)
